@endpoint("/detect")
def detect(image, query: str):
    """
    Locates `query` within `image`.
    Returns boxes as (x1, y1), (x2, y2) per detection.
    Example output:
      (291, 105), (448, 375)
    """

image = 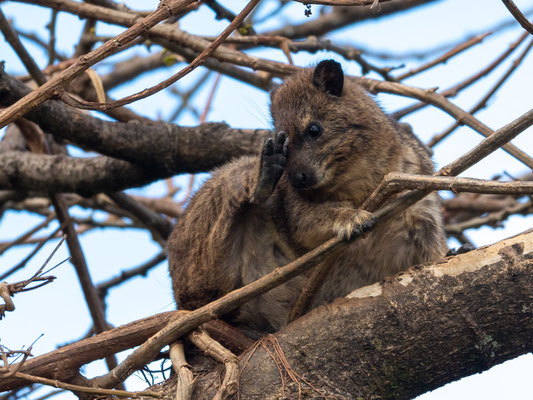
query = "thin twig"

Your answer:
(0, 215), (54, 256)
(0, 9), (47, 85)
(61, 0), (261, 111)
(446, 200), (532, 235)
(10, 372), (162, 398)
(358, 73), (533, 169)
(0, 225), (63, 282)
(106, 192), (173, 240)
(428, 37), (533, 147)
(395, 32), (492, 81)
(392, 31), (529, 120)
(168, 70), (211, 122)
(502, 0), (533, 35)
(46, 10), (58, 66)
(96, 252), (167, 299)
